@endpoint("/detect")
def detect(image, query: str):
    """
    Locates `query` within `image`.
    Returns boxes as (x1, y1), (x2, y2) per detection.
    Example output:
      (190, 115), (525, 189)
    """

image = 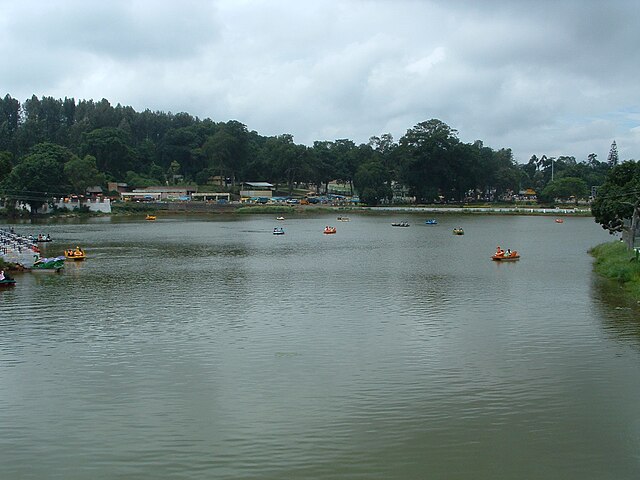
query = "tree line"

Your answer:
(0, 94), (617, 211)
